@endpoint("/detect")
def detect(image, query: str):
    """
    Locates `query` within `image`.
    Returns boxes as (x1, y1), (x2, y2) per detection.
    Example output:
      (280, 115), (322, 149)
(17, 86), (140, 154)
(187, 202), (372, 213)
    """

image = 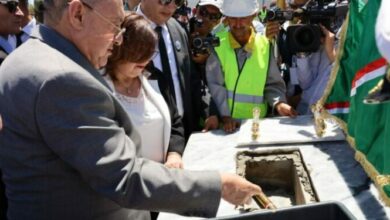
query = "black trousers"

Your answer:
(150, 211), (159, 220)
(0, 170), (7, 220)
